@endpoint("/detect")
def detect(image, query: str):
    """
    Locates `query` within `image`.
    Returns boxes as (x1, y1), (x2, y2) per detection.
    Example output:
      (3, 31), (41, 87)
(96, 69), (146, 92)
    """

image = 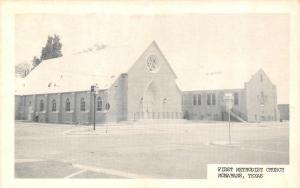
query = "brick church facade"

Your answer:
(15, 41), (279, 124)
